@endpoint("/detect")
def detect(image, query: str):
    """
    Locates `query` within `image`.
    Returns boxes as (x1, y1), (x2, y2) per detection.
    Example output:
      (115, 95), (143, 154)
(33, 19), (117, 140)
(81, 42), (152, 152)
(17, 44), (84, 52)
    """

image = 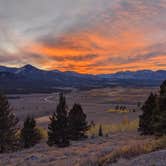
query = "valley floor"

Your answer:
(3, 87), (164, 166)
(8, 87), (157, 126)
